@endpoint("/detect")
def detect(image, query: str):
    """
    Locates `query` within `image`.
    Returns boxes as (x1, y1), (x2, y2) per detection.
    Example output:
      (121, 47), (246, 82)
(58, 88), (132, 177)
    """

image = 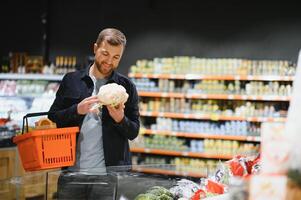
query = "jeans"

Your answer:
(57, 172), (117, 200)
